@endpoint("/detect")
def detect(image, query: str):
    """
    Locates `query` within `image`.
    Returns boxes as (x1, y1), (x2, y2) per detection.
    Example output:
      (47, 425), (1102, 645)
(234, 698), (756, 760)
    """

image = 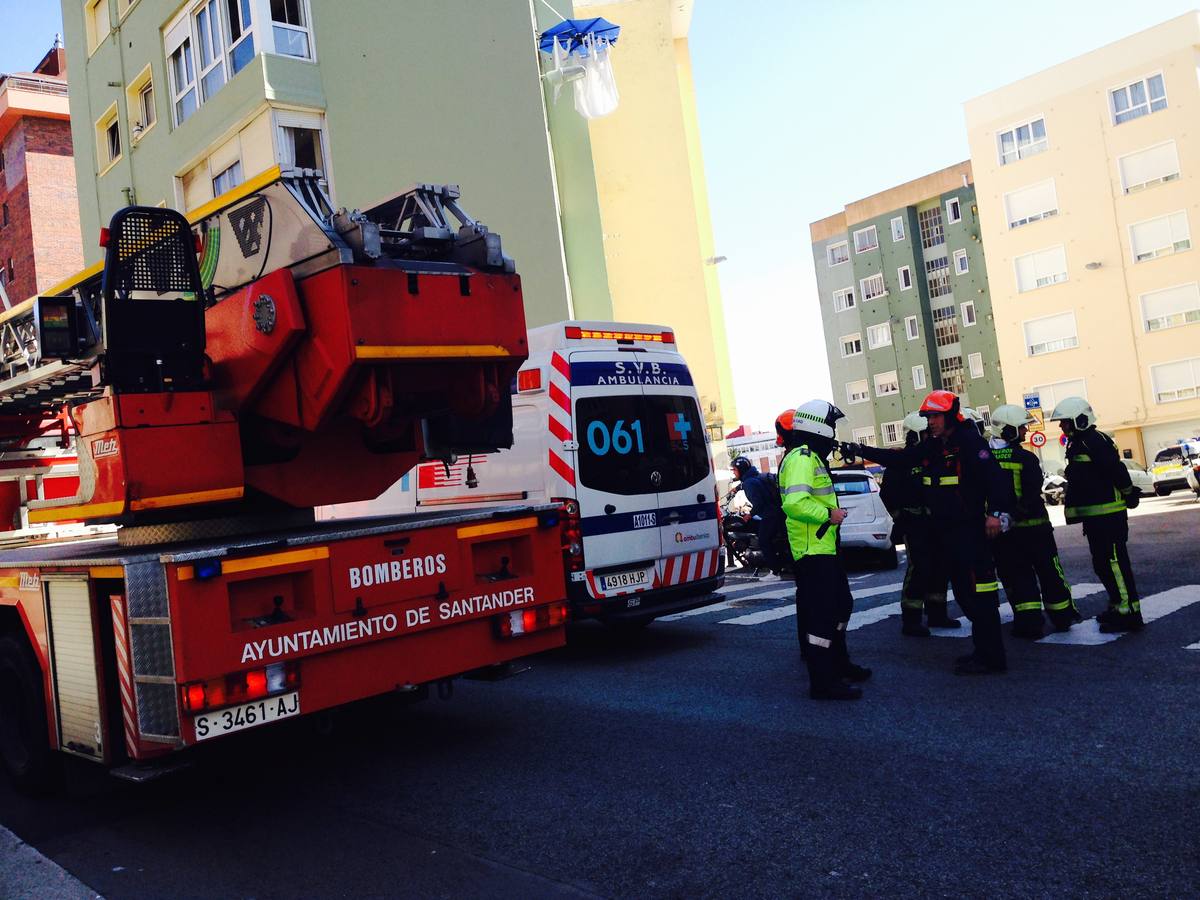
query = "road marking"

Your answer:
(1039, 585), (1200, 646)
(719, 581), (904, 626)
(931, 583), (1105, 636)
